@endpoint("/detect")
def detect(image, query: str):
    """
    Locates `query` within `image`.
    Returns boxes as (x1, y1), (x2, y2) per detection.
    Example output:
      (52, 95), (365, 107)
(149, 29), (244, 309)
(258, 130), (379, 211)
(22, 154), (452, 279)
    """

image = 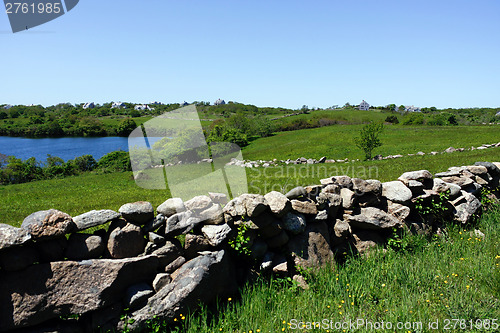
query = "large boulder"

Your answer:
(107, 223), (145, 259)
(156, 198), (185, 217)
(348, 207), (400, 230)
(352, 178), (382, 194)
(452, 191), (482, 224)
(474, 162), (500, 177)
(73, 210), (120, 231)
(264, 191), (292, 217)
(0, 256), (159, 332)
(21, 210), (75, 241)
(240, 194), (269, 217)
(281, 212), (307, 234)
(184, 195), (212, 213)
(65, 233), (105, 260)
(118, 202), (154, 225)
(126, 251), (236, 332)
(184, 234), (211, 259)
(201, 224), (232, 247)
(0, 224), (31, 250)
(164, 211), (202, 237)
(382, 181), (412, 204)
(287, 222), (334, 269)
(291, 199), (318, 215)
